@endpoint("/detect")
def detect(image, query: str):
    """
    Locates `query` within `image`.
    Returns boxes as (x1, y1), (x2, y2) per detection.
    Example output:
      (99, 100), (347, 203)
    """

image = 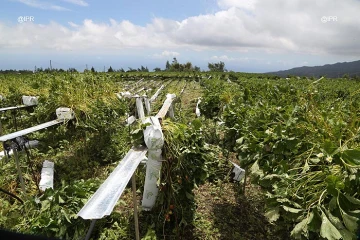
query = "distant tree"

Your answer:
(127, 67), (137, 72)
(208, 61), (226, 72)
(194, 66), (201, 72)
(165, 60), (171, 71)
(107, 66), (114, 72)
(91, 66), (95, 73)
(154, 67), (162, 72)
(68, 68), (77, 73)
